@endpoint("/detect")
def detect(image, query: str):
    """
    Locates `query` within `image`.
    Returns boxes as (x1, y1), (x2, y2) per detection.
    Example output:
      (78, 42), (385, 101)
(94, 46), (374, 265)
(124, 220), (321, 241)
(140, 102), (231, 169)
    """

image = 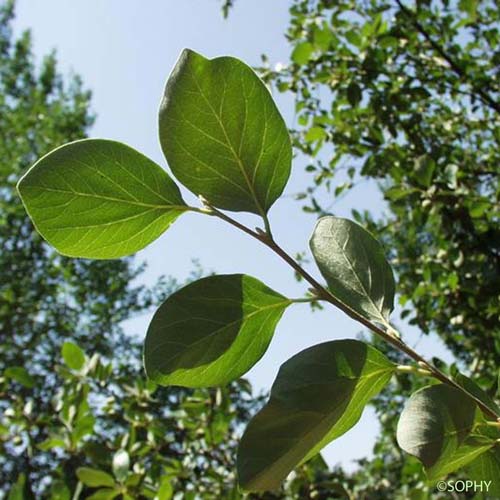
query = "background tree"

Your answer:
(3, 0), (498, 496)
(253, 0), (499, 497)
